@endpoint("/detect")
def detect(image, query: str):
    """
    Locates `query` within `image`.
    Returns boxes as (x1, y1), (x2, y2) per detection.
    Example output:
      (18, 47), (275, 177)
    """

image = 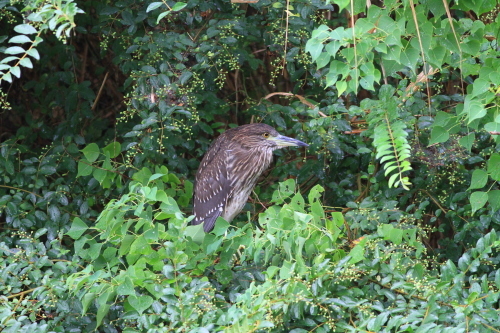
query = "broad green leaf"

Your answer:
(171, 2), (187, 11)
(212, 217), (229, 236)
(485, 122), (500, 134)
(184, 224), (205, 244)
(311, 24), (330, 39)
(459, 133), (475, 151)
(128, 295), (153, 315)
(88, 242), (103, 260)
(488, 190), (500, 212)
(468, 169), (488, 190)
(82, 293), (96, 315)
(2, 72), (12, 82)
(9, 35), (32, 43)
(428, 126), (449, 145)
(379, 224), (403, 244)
(325, 40), (341, 57)
(14, 24), (37, 34)
(462, 39), (480, 56)
(93, 167), (107, 184)
(81, 143), (100, 162)
(39, 164), (56, 175)
(487, 153), (500, 181)
(10, 65), (21, 78)
(146, 2), (163, 12)
(470, 191), (488, 214)
(96, 303), (110, 328)
(26, 48), (40, 60)
(458, 252), (471, 271)
(305, 39), (323, 62)
(102, 141), (121, 158)
(67, 217), (88, 239)
(77, 160), (93, 177)
(400, 47), (419, 72)
(4, 46), (25, 55)
(471, 78), (490, 97)
(19, 57), (33, 68)
(336, 80), (347, 96)
(34, 228), (47, 238)
(130, 235), (150, 255)
(308, 184), (324, 203)
(157, 11), (171, 23)
(433, 111), (452, 127)
(280, 260), (293, 279)
(463, 97), (486, 124)
(348, 242), (365, 264)
(316, 52), (330, 69)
